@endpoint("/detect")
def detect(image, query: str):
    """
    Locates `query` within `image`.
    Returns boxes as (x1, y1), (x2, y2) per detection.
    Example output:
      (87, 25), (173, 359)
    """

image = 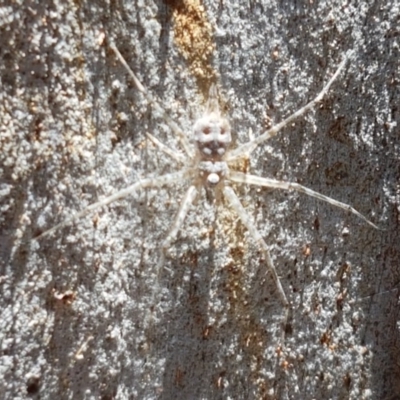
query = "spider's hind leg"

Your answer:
(223, 186), (291, 346)
(109, 41), (193, 158)
(227, 53), (350, 161)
